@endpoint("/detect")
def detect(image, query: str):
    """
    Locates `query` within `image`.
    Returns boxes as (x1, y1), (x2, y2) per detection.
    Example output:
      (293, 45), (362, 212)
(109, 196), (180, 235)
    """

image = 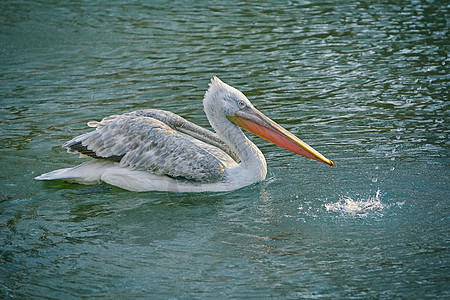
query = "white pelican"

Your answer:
(36, 77), (333, 192)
